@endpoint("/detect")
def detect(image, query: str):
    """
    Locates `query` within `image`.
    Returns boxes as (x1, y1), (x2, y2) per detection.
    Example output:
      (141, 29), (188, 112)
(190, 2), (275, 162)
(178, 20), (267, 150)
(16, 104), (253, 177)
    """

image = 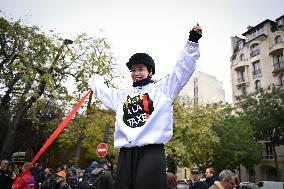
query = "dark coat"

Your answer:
(205, 175), (219, 189)
(55, 180), (69, 189)
(0, 169), (13, 189)
(91, 168), (114, 189)
(188, 180), (207, 189)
